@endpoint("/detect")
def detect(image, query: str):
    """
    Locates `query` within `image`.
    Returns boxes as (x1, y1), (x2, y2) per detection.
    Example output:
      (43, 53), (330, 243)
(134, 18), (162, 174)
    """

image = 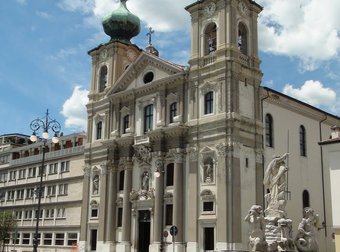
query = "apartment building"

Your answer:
(0, 132), (85, 252)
